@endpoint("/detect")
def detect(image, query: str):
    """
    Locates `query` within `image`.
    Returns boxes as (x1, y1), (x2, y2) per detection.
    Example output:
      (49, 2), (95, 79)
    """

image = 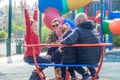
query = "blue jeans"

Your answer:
(61, 67), (76, 79)
(24, 56), (52, 71)
(24, 56), (51, 63)
(87, 66), (96, 77)
(47, 47), (61, 68)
